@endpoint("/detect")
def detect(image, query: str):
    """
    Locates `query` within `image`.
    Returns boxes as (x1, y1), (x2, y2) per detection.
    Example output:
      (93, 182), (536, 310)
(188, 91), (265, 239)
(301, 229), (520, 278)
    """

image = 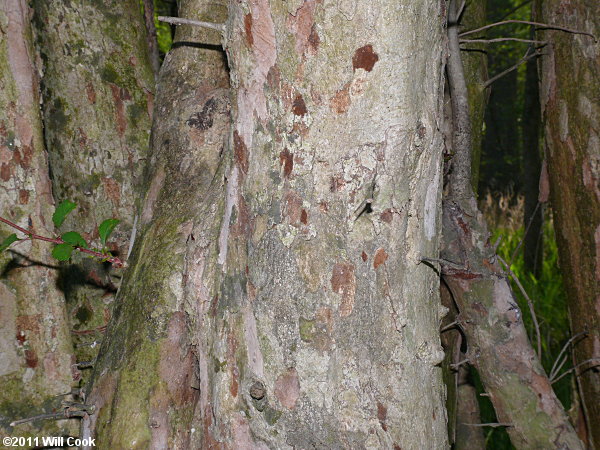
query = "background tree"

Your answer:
(537, 0), (600, 446)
